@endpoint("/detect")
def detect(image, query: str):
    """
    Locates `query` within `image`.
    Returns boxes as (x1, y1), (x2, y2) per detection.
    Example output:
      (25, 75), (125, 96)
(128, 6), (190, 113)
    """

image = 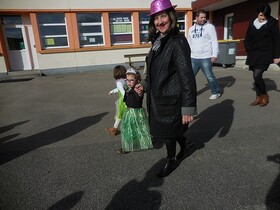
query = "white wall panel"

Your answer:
(0, 57), (7, 73)
(0, 0), (70, 9)
(37, 48), (150, 70)
(270, 1), (279, 20)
